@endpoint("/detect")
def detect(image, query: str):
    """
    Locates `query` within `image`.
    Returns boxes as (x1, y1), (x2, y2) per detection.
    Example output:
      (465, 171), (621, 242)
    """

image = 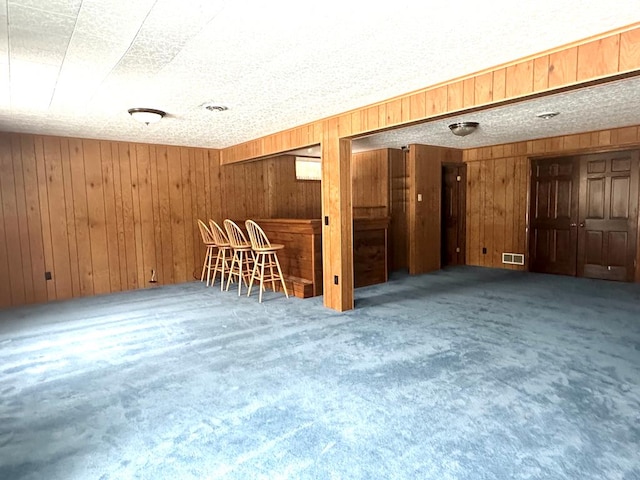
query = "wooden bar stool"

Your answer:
(197, 219), (217, 286)
(223, 219), (255, 296)
(209, 219), (233, 291)
(245, 219), (289, 303)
